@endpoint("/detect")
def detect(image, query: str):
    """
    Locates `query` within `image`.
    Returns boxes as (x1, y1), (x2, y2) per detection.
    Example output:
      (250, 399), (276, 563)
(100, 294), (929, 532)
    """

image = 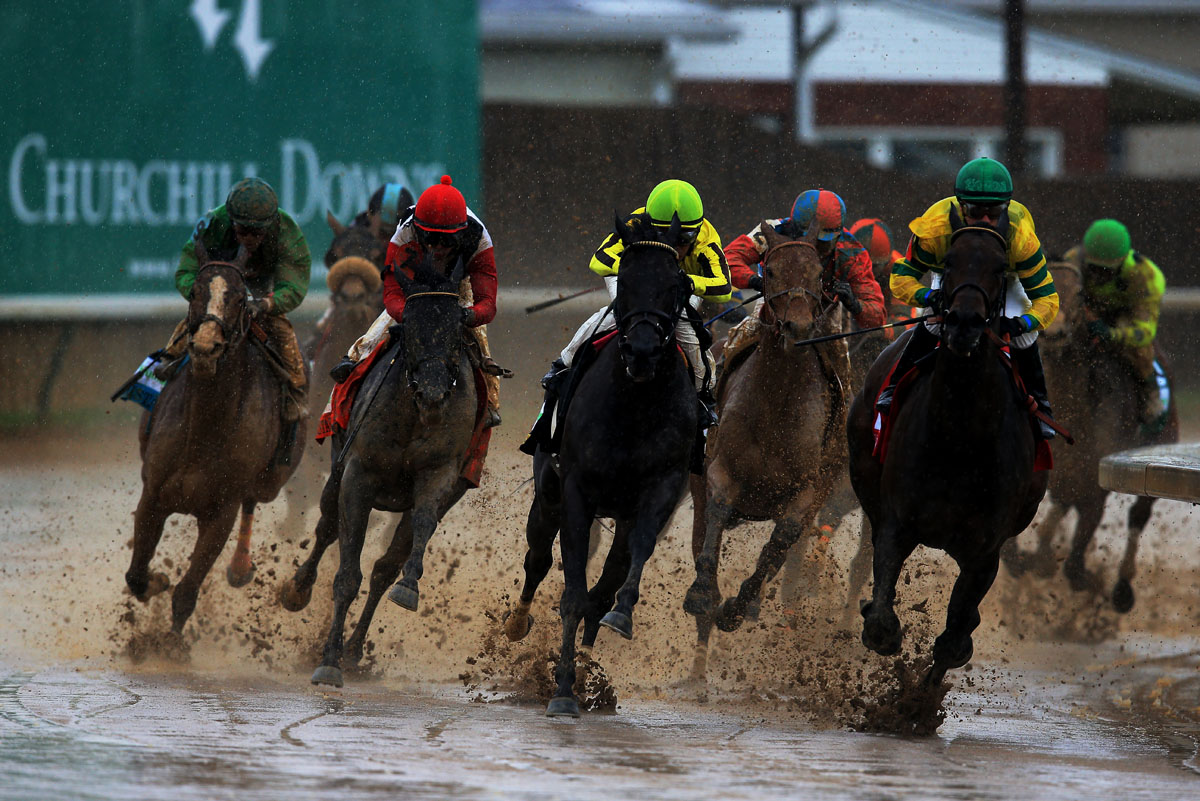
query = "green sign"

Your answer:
(2, 0), (479, 296)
